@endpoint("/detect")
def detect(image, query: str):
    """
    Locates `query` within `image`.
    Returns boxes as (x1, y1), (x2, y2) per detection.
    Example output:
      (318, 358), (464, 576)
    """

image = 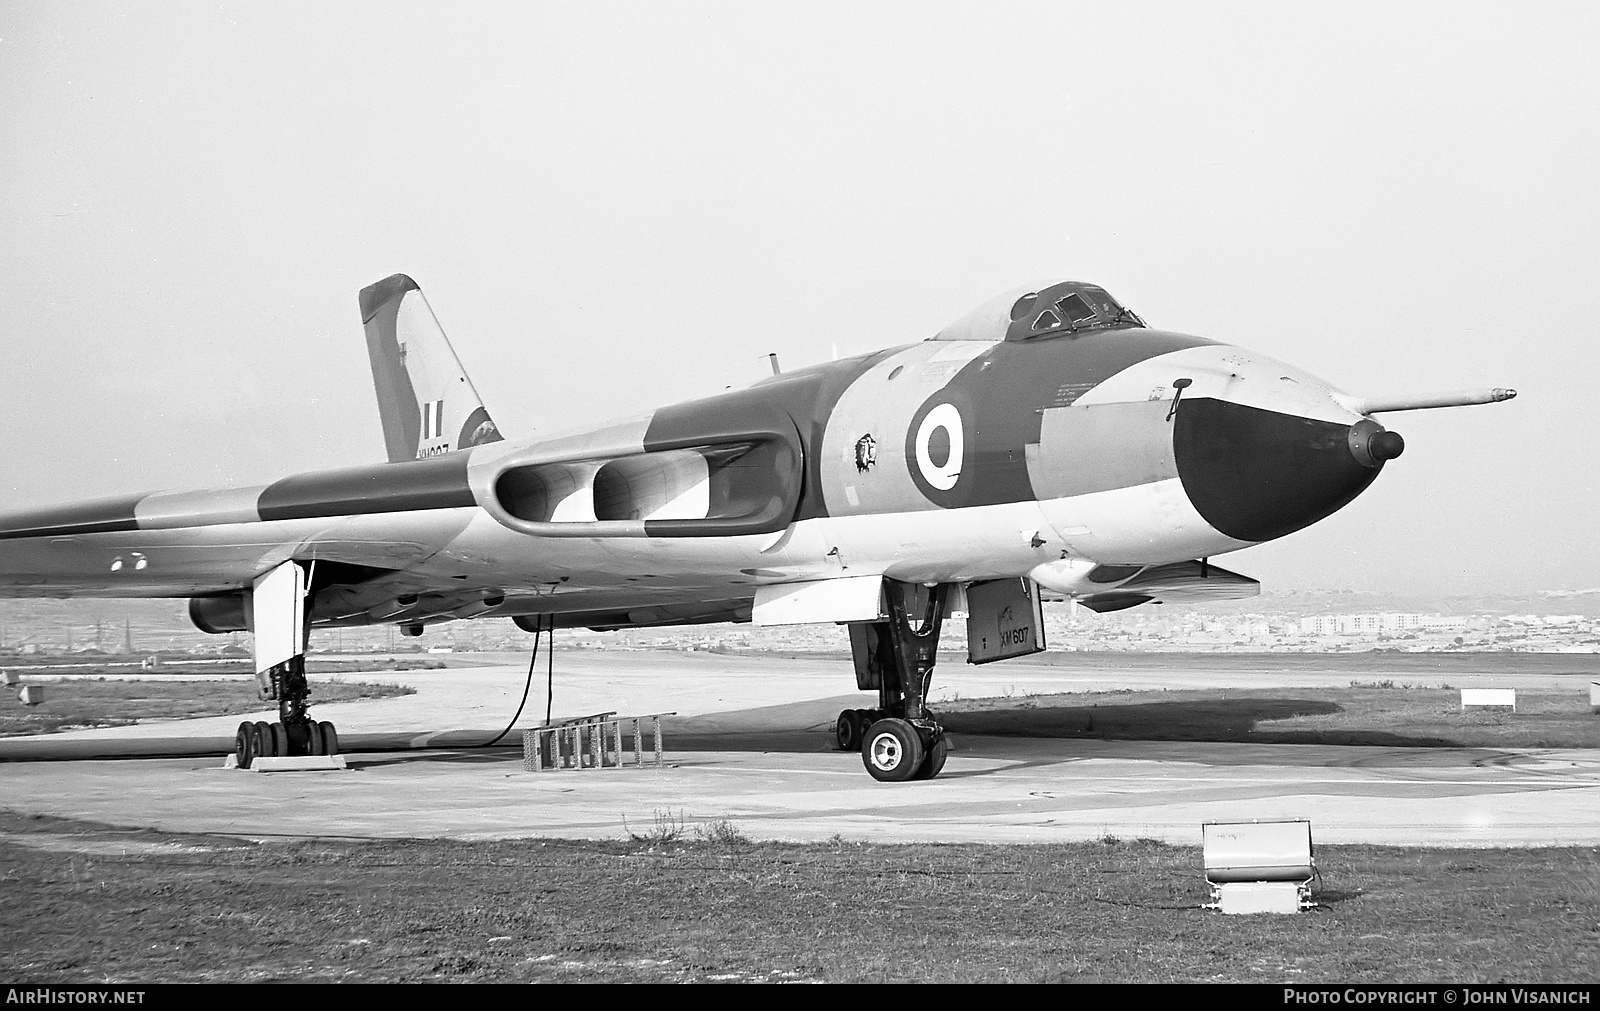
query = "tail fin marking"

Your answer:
(359, 274), (504, 463)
